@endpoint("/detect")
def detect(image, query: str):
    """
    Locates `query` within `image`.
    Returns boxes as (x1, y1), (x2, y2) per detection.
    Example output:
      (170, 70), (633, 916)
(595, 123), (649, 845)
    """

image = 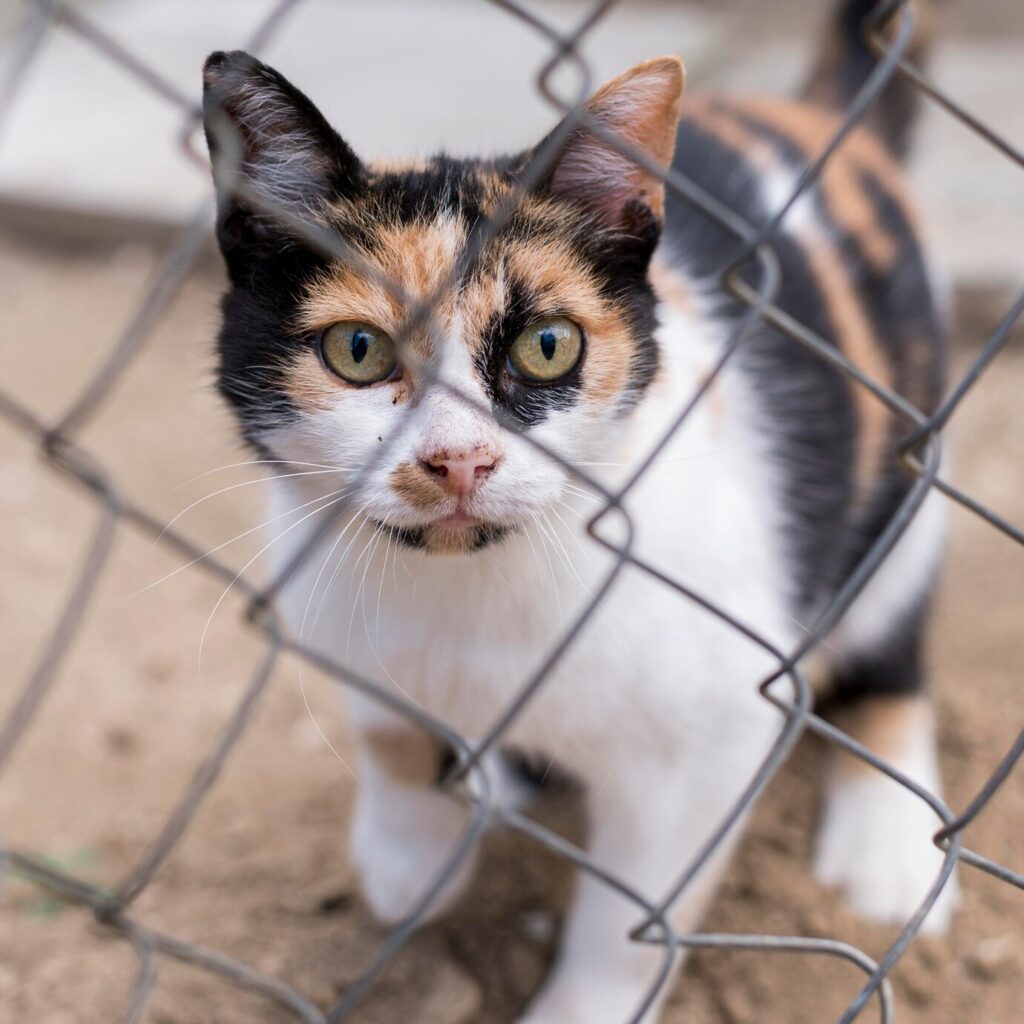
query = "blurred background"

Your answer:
(1, 2), (1022, 1022)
